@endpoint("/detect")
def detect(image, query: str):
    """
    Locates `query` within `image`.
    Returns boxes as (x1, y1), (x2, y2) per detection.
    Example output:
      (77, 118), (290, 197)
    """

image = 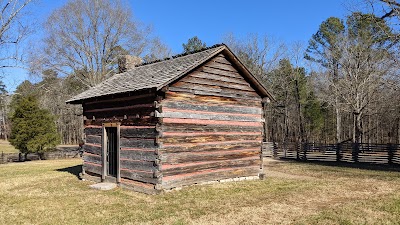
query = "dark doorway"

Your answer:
(106, 127), (118, 177)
